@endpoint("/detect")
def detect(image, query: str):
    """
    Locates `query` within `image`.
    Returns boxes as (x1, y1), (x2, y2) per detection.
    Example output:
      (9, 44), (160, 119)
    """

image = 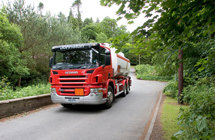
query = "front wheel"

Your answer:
(102, 86), (114, 109)
(126, 81), (130, 94)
